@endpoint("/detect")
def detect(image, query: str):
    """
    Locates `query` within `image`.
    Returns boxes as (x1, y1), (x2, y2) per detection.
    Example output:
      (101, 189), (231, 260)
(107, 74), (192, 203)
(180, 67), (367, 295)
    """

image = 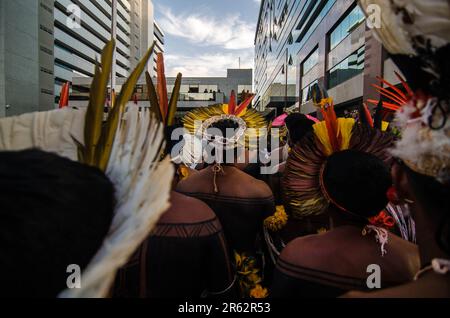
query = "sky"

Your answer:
(153, 0), (262, 77)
